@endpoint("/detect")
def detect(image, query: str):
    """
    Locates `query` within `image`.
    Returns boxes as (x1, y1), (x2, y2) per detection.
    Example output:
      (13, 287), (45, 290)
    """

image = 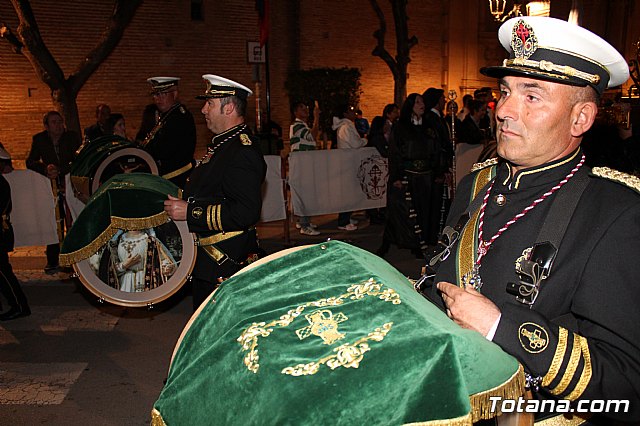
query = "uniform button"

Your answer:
(494, 194), (507, 206)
